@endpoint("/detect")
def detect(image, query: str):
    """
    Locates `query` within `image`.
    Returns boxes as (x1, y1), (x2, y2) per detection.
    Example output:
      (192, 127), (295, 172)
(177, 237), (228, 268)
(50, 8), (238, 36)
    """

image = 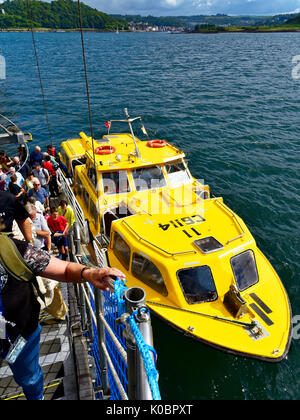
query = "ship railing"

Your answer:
(56, 168), (86, 229)
(213, 198), (246, 244)
(67, 226), (161, 401)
